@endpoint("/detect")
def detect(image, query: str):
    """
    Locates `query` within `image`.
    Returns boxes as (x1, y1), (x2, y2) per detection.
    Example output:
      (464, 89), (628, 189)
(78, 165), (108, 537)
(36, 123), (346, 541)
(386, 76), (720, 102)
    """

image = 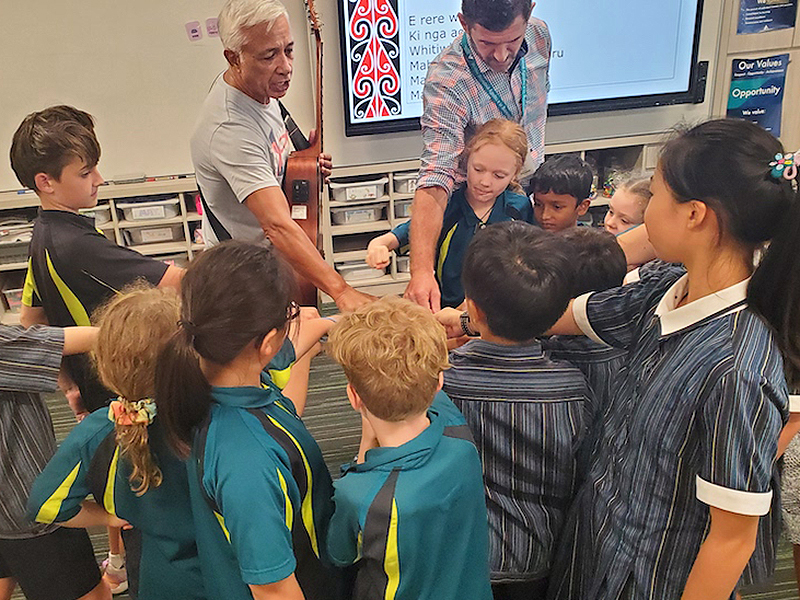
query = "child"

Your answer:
(155, 241), (339, 600)
(27, 286), (207, 600)
(326, 296), (492, 600)
(10, 104), (185, 592)
(0, 324), (108, 600)
(603, 173), (652, 235)
(439, 222), (594, 599)
(366, 118), (534, 308)
(540, 119), (800, 600)
(530, 155), (593, 232)
(541, 227), (628, 413)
